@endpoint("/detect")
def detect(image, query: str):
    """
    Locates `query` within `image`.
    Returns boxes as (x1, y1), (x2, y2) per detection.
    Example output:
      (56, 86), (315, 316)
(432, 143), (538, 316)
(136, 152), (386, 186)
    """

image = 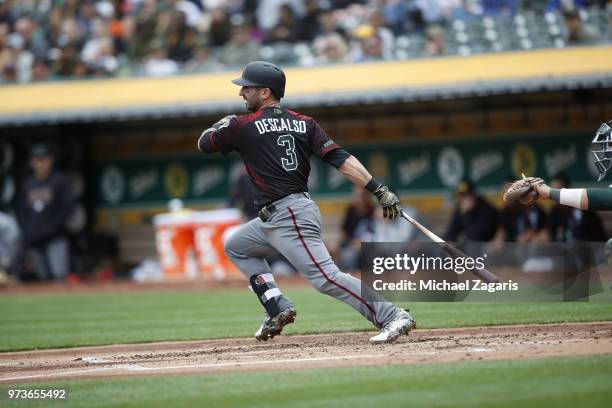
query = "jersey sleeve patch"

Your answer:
(310, 120), (341, 157)
(320, 139), (340, 157)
